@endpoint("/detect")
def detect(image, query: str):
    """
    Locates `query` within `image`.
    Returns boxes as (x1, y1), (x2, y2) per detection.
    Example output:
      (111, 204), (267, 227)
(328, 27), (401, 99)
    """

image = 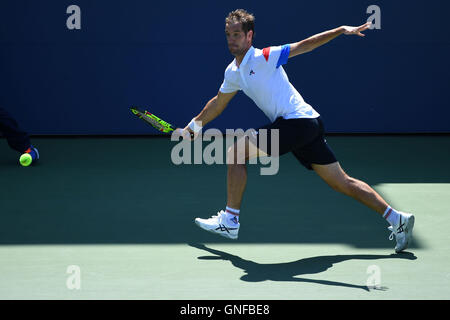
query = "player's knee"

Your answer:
(226, 145), (236, 164)
(330, 175), (356, 196)
(227, 144), (247, 165)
